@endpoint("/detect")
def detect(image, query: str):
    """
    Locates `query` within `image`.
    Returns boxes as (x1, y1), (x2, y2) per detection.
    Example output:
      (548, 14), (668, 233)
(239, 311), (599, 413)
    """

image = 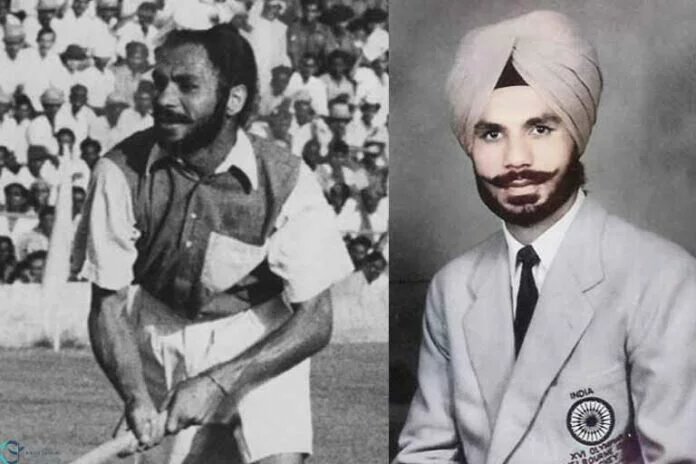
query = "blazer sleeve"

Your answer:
(394, 274), (465, 464)
(628, 255), (696, 462)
